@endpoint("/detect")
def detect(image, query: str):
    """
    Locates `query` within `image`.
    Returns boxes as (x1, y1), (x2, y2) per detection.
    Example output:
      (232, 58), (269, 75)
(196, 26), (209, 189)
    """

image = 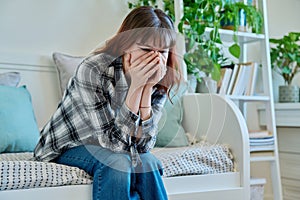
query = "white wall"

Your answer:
(0, 0), (130, 56)
(0, 0), (298, 77)
(267, 0), (300, 38)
